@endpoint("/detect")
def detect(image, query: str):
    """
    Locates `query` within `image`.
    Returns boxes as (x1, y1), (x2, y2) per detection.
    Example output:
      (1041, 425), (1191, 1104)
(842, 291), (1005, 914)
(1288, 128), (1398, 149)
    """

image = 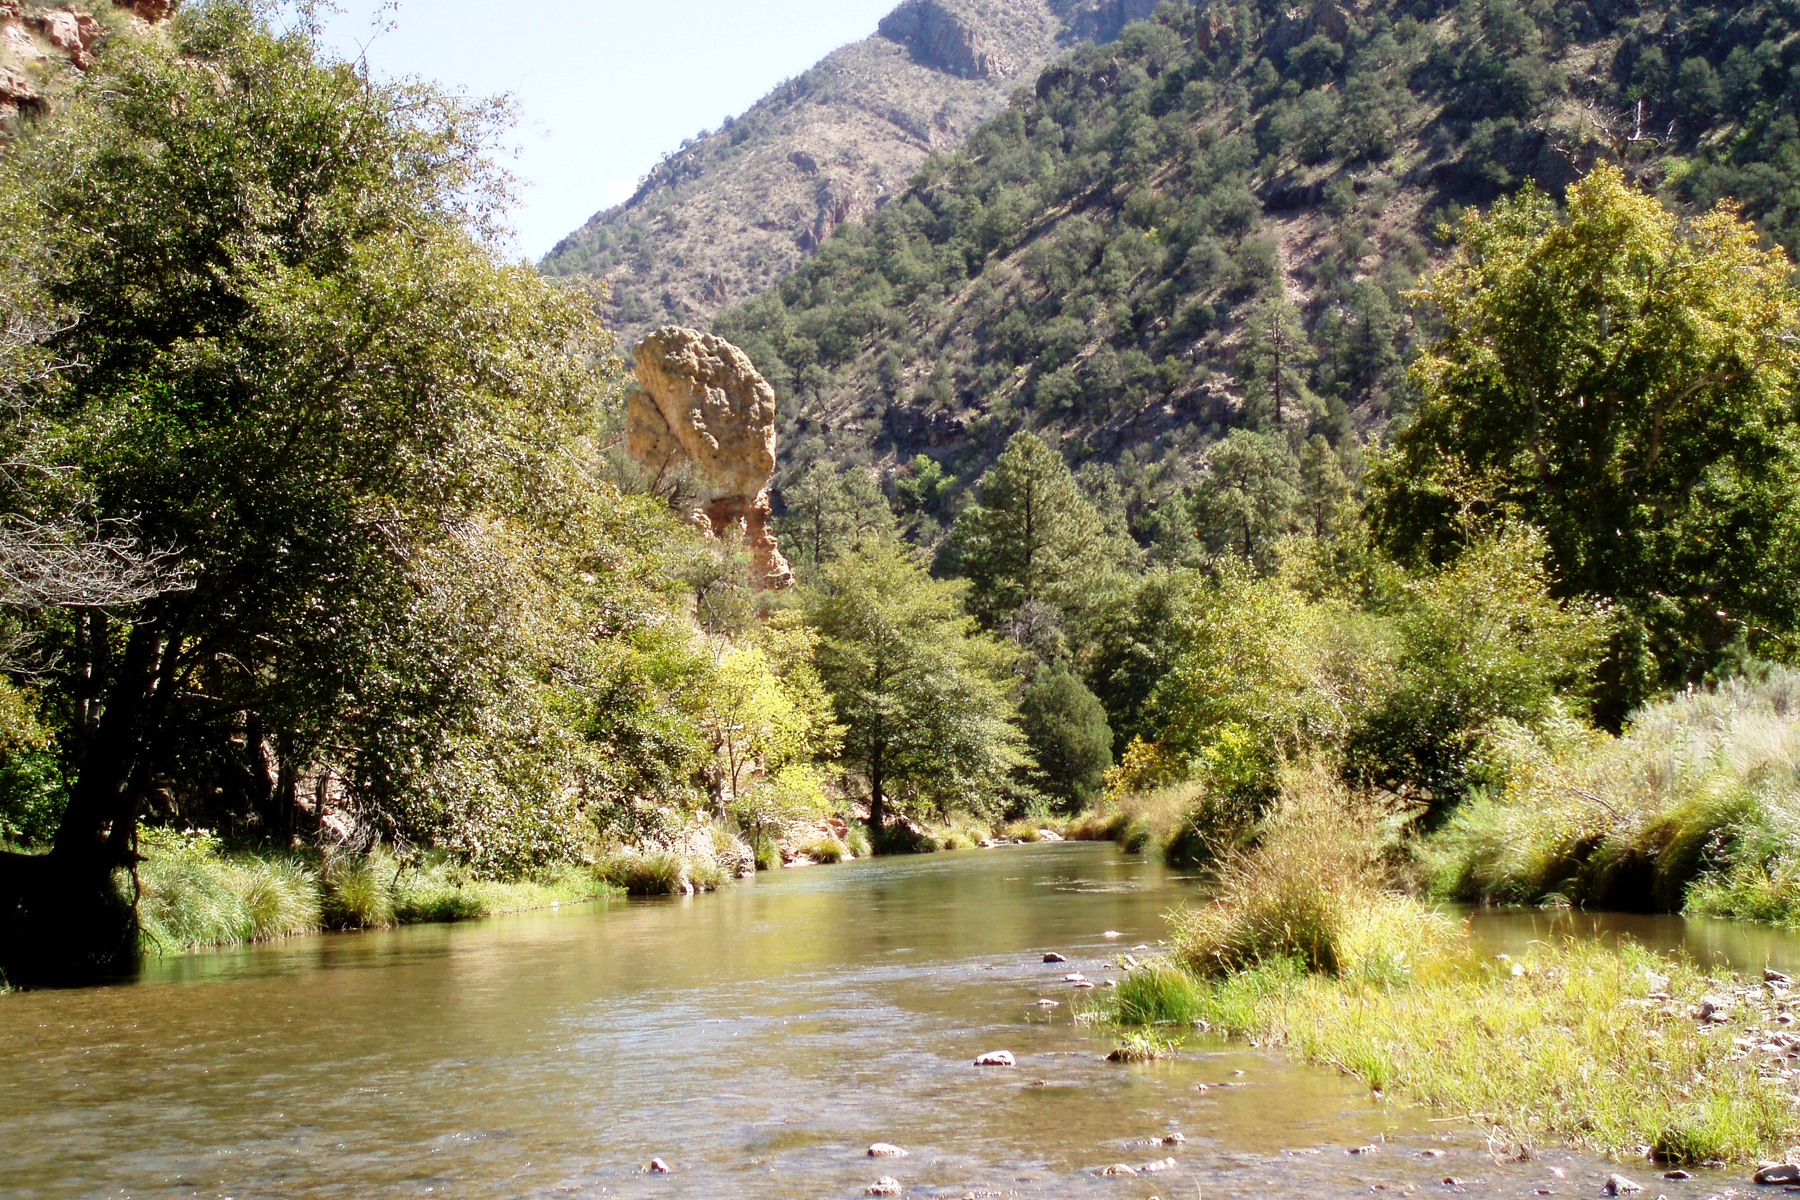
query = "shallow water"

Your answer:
(0, 843), (1780, 1199)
